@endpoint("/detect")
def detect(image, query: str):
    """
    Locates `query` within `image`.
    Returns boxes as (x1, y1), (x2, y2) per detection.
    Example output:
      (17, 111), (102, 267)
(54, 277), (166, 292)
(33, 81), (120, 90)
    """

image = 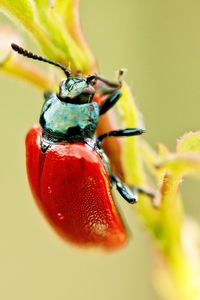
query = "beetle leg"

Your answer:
(98, 69), (126, 115)
(111, 175), (138, 204)
(41, 138), (50, 153)
(111, 175), (156, 205)
(99, 90), (122, 115)
(135, 187), (155, 198)
(87, 69), (124, 89)
(97, 127), (145, 142)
